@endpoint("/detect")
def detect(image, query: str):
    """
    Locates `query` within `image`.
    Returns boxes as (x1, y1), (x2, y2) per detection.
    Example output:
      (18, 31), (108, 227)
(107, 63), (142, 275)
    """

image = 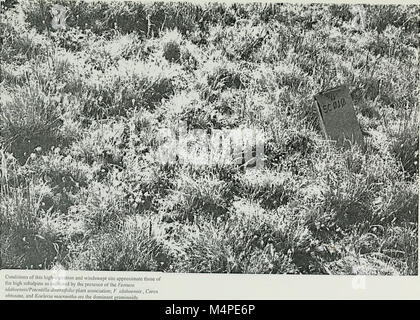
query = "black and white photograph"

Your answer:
(0, 0), (418, 277)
